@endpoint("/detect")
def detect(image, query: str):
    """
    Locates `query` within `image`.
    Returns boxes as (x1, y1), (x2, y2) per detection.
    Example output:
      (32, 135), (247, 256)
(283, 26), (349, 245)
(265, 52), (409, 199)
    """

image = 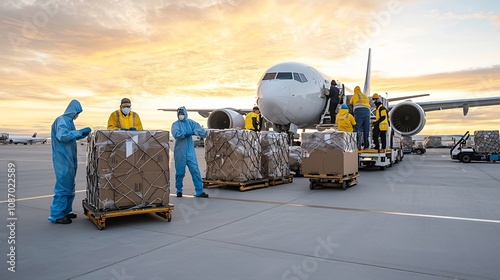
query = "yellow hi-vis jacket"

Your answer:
(245, 112), (261, 131)
(349, 86), (370, 110)
(335, 108), (356, 132)
(374, 103), (389, 131)
(107, 110), (143, 130)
